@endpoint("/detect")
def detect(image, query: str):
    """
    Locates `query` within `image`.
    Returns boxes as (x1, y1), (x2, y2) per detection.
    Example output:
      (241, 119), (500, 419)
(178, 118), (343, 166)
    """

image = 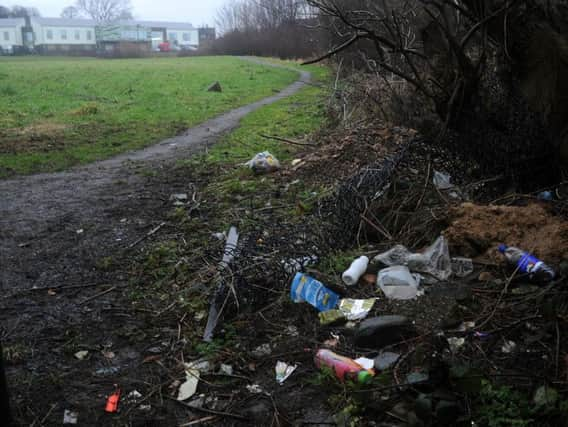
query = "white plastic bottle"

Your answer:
(342, 256), (369, 286)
